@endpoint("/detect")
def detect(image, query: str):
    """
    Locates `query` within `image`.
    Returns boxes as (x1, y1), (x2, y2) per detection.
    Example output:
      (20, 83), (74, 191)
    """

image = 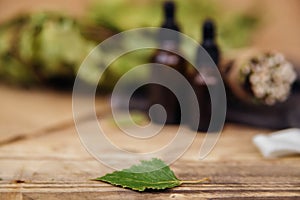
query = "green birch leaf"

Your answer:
(94, 158), (209, 192)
